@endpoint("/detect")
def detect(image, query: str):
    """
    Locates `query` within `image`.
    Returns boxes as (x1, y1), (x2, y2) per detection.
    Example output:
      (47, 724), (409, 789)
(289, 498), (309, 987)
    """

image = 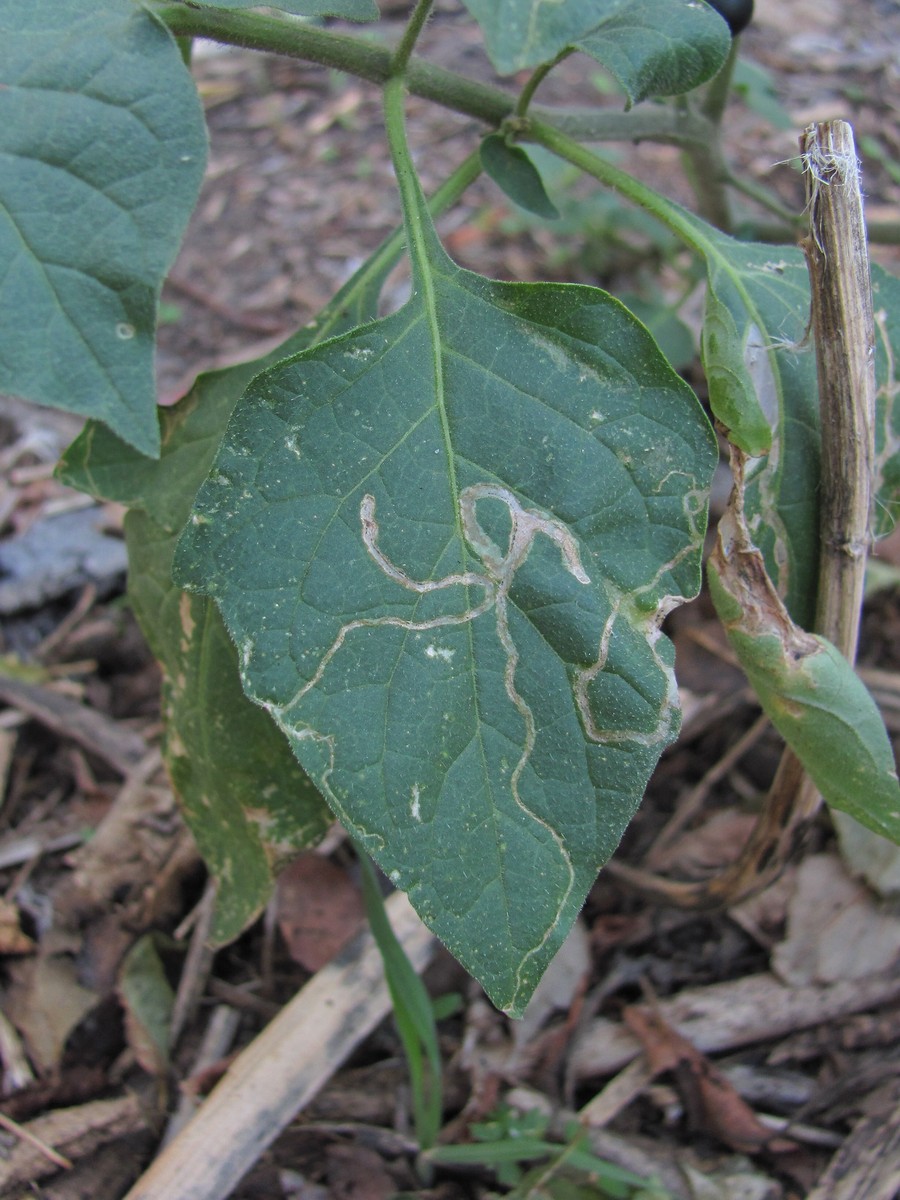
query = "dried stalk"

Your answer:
(611, 120), (876, 909)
